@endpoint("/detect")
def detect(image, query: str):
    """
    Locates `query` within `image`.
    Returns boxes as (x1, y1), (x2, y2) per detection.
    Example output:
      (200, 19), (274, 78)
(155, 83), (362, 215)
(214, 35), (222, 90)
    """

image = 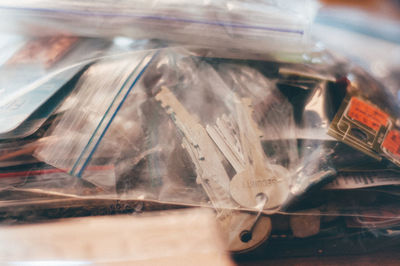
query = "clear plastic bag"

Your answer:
(34, 46), (400, 216)
(0, 0), (319, 54)
(32, 47), (302, 252)
(36, 48), (297, 210)
(3, 37), (400, 256)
